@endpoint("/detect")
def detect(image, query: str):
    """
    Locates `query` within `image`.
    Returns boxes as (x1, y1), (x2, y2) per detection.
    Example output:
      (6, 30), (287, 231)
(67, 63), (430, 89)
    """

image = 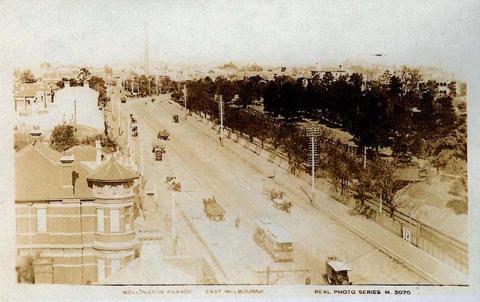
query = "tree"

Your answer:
(50, 124), (78, 152)
(370, 160), (405, 218)
(17, 256), (35, 283)
(88, 76), (108, 107)
(352, 167), (373, 207)
(81, 133), (118, 153)
(214, 77), (238, 103)
(326, 147), (359, 195)
(236, 78), (254, 108)
(435, 95), (456, 134)
(77, 68), (91, 83)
